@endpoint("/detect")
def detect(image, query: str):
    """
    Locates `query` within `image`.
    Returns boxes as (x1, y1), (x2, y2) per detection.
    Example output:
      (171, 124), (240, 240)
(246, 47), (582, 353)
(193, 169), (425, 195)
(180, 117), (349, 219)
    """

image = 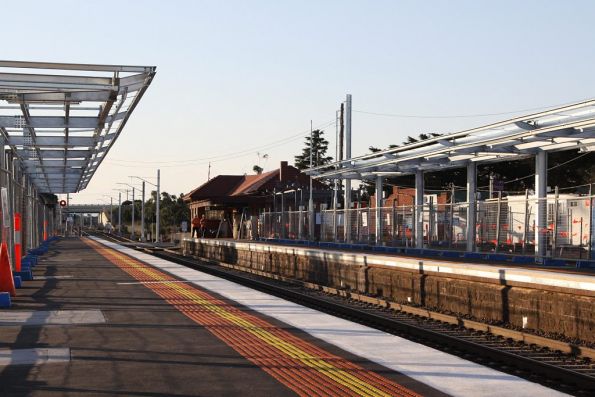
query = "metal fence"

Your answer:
(257, 195), (594, 259)
(259, 210), (310, 240)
